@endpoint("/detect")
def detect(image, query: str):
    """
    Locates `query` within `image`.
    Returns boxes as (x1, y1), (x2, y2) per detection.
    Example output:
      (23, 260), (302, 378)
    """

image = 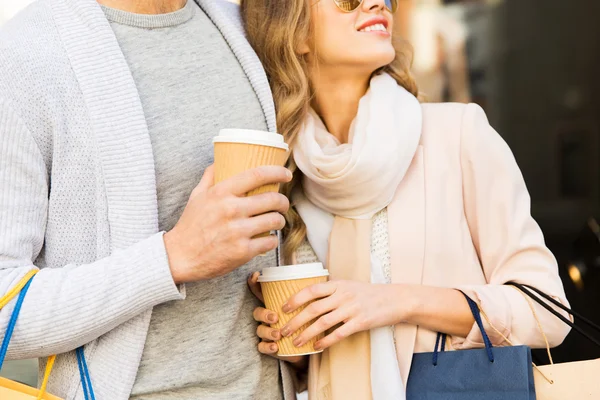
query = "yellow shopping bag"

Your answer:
(0, 376), (62, 400)
(0, 270), (61, 400)
(534, 357), (600, 399)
